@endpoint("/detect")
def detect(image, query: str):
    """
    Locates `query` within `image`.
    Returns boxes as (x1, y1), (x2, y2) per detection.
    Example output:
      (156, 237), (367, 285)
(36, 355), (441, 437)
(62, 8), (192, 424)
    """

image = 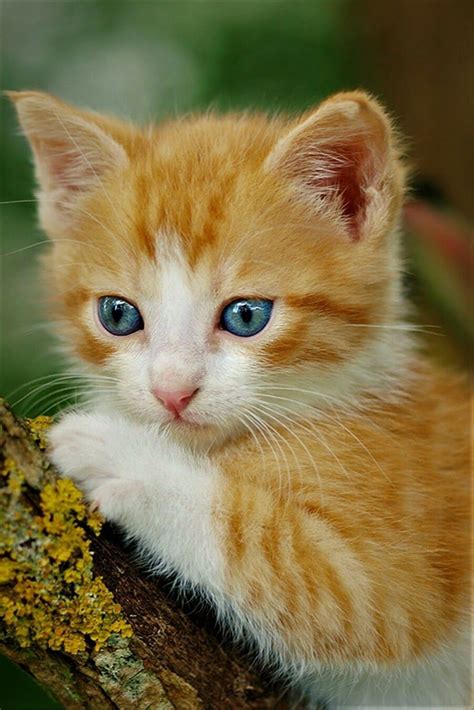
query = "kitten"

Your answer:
(10, 89), (471, 708)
